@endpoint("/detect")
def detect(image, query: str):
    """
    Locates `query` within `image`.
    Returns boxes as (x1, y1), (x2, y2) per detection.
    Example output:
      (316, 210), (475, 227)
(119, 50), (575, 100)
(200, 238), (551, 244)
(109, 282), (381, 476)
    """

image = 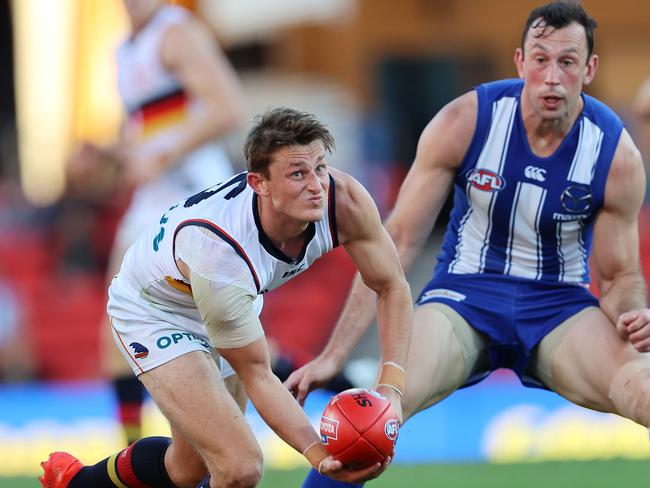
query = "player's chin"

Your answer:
(299, 207), (325, 222)
(538, 105), (567, 120)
